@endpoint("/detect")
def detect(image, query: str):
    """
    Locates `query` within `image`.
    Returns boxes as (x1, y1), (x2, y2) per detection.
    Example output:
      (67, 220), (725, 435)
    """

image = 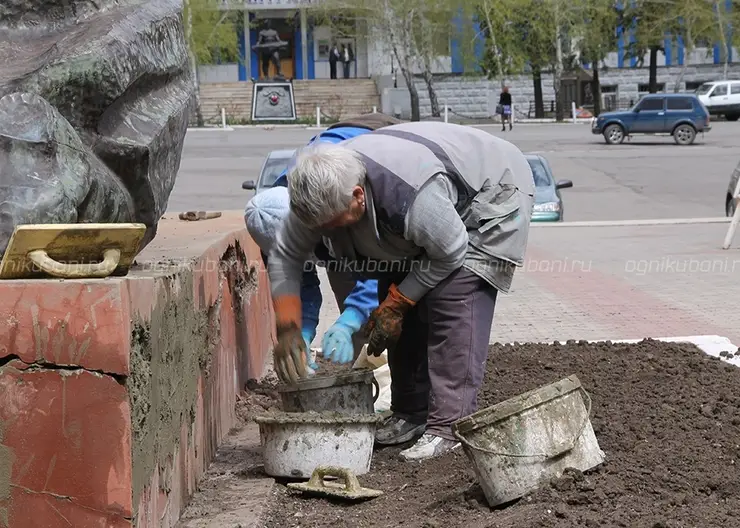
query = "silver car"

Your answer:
(241, 148), (296, 194)
(727, 161), (740, 217)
